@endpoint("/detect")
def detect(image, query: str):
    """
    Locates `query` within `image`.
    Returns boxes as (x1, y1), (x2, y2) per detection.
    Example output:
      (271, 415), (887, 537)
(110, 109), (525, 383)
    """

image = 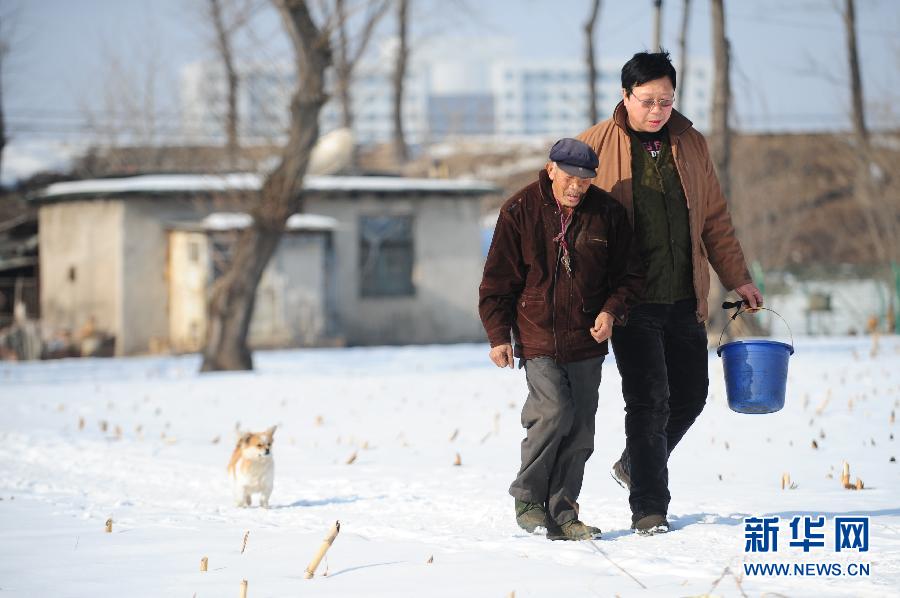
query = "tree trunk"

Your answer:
(333, 0), (387, 173)
(843, 0), (890, 264)
(209, 0), (240, 170)
(0, 44), (6, 180)
(652, 0), (663, 52)
(583, 0), (602, 126)
(676, 0), (690, 108)
(201, 0), (331, 372)
(710, 0), (731, 201)
(335, 0), (353, 130)
(0, 15), (6, 179)
(392, 0), (409, 163)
